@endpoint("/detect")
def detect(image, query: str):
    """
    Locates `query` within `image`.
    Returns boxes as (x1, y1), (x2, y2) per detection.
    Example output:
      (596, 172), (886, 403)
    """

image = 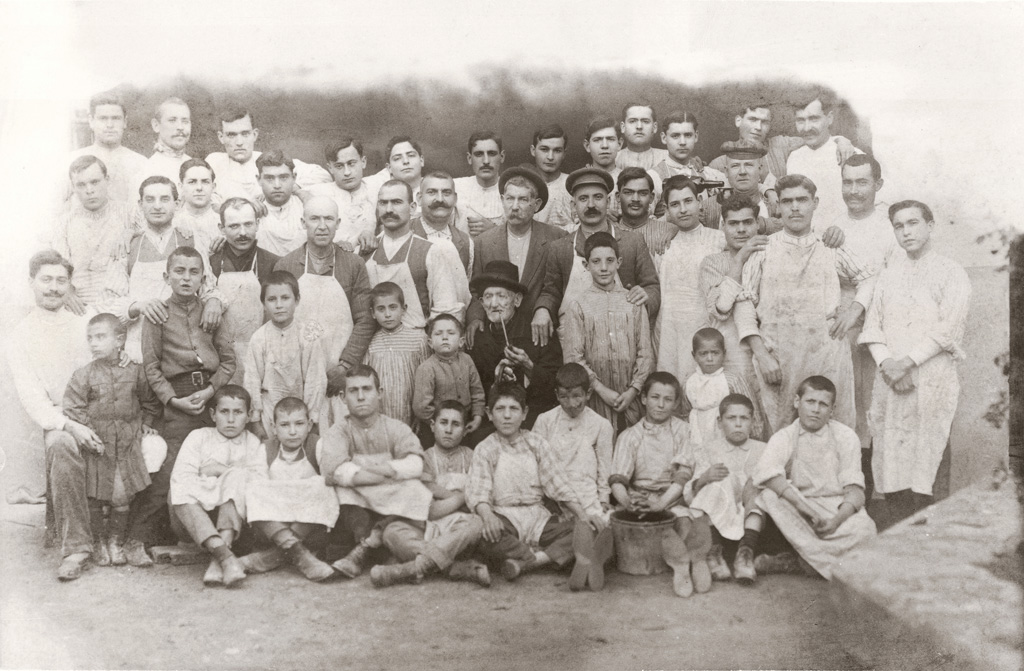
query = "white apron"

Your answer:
(245, 449), (340, 528)
(218, 254), (264, 386)
(753, 240), (855, 434)
(423, 462), (474, 540)
(257, 328), (307, 437)
(491, 446), (552, 547)
(332, 450), (433, 522)
(657, 234), (715, 383)
(365, 240), (427, 330)
(124, 242), (172, 363)
(295, 252), (354, 427)
(685, 368), (730, 447)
